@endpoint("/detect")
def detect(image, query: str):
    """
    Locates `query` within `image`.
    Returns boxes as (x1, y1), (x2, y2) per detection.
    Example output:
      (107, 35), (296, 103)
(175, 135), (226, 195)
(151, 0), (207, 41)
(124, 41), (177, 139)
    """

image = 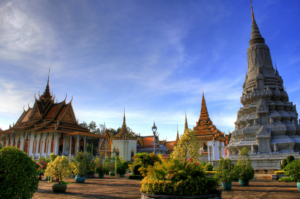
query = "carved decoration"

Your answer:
(61, 107), (74, 123)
